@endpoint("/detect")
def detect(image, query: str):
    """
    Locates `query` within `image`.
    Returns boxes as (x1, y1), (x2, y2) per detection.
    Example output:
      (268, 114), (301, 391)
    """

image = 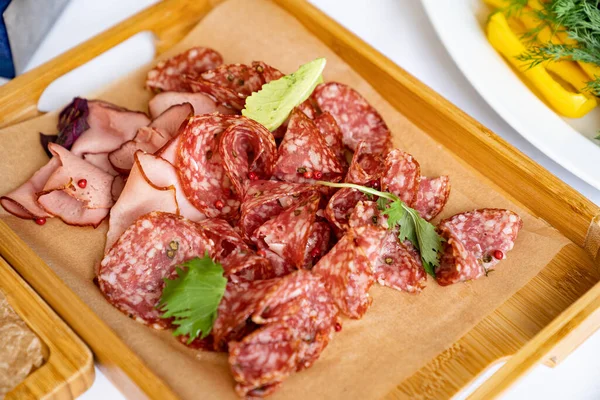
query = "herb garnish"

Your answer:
(316, 181), (444, 277)
(158, 253), (227, 343)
